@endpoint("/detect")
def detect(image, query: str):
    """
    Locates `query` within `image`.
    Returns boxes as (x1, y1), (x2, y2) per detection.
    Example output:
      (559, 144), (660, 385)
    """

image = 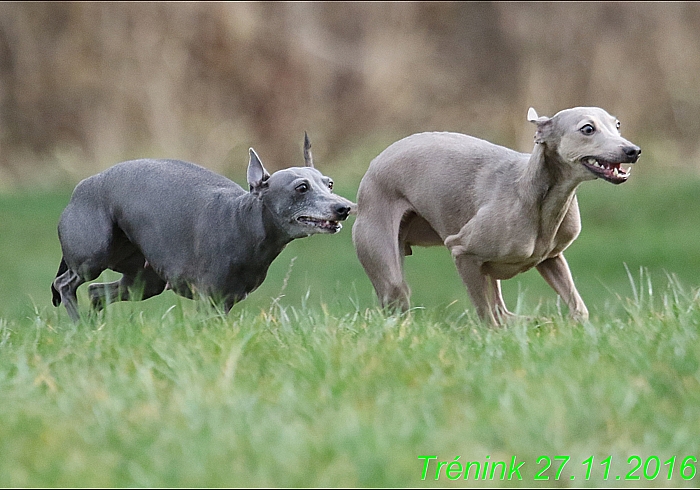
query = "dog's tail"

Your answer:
(51, 258), (68, 307)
